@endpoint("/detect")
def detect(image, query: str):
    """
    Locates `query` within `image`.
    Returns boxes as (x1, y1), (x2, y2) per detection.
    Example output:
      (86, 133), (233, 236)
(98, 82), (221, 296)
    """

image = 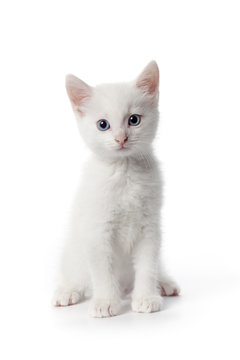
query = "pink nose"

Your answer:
(114, 135), (128, 145)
